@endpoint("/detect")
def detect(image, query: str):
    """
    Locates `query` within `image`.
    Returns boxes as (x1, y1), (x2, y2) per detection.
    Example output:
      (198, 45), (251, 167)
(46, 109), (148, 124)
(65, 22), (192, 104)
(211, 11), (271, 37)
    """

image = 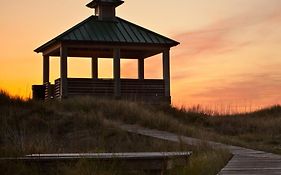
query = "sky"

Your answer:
(0, 0), (280, 111)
